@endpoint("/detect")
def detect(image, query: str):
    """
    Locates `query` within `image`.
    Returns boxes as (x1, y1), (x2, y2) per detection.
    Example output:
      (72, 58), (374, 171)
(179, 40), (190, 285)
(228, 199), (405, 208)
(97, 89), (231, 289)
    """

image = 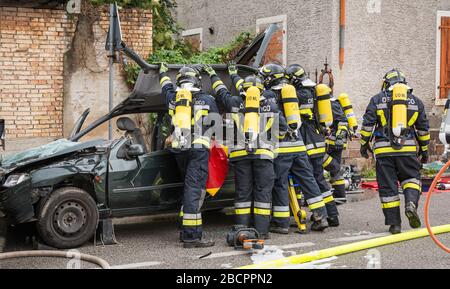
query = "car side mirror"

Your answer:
(126, 144), (145, 159)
